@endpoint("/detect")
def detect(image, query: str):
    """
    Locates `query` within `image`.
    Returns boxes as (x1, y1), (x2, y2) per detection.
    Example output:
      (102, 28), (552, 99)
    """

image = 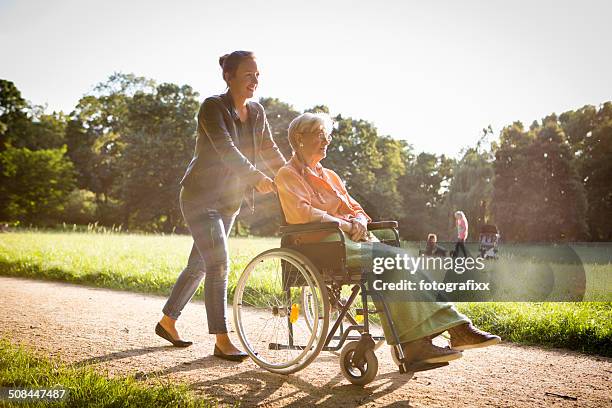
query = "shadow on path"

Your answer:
(76, 345), (171, 366)
(149, 357), (414, 407)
